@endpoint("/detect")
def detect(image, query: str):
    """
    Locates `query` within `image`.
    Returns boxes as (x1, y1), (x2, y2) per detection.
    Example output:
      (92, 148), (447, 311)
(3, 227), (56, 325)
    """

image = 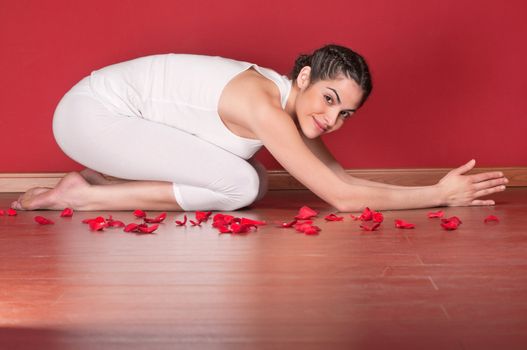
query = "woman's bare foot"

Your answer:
(80, 168), (129, 185)
(11, 172), (91, 210)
